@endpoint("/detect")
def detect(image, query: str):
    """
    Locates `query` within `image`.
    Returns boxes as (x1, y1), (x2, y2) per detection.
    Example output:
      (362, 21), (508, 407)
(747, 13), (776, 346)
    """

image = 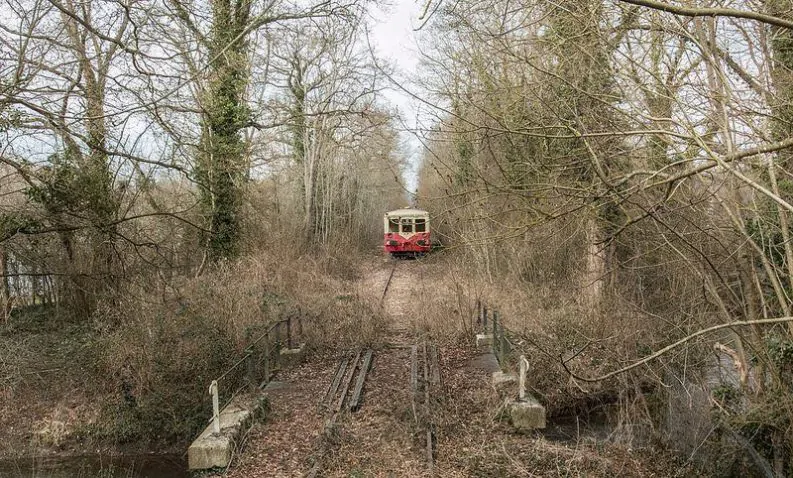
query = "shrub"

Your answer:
(97, 307), (237, 444)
